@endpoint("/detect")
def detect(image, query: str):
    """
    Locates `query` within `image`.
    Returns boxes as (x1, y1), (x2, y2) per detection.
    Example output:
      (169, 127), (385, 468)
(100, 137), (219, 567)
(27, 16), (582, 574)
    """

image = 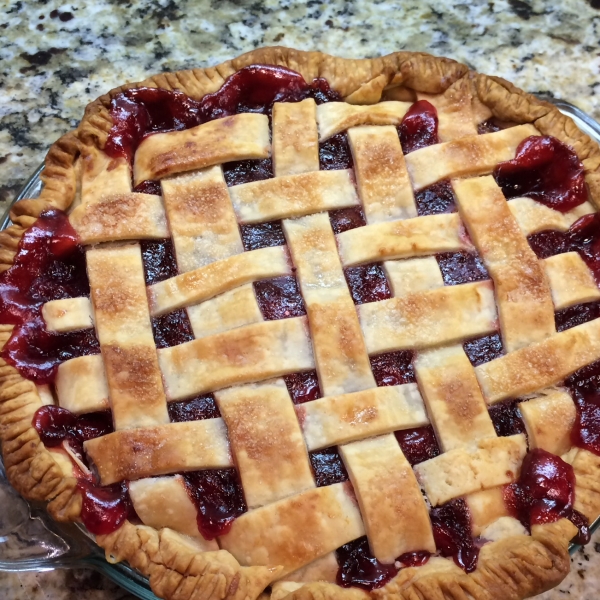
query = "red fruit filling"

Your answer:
(430, 498), (479, 572)
(463, 333), (504, 366)
(415, 180), (457, 215)
(254, 276), (306, 320)
(527, 229), (571, 259)
(436, 251), (489, 285)
(168, 394), (221, 422)
(79, 480), (137, 536)
(240, 220), (286, 251)
(309, 447), (349, 487)
(140, 238), (178, 285)
(394, 426), (440, 466)
(151, 309), (194, 348)
(370, 351), (415, 386)
(504, 448), (589, 544)
(494, 135), (586, 213)
(487, 399), (526, 437)
(555, 300), (600, 332)
(319, 133), (353, 171)
(345, 264), (392, 305)
(398, 100), (438, 154)
(183, 469), (247, 539)
(329, 206), (366, 234)
(284, 371), (321, 404)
